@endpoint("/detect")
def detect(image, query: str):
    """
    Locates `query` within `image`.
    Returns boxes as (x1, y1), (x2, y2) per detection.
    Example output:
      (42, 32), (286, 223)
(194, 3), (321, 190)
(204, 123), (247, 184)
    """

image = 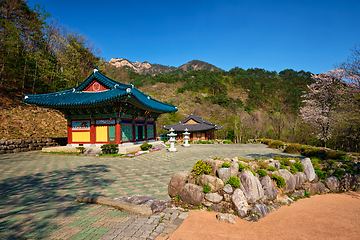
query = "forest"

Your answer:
(1, 0), (359, 153)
